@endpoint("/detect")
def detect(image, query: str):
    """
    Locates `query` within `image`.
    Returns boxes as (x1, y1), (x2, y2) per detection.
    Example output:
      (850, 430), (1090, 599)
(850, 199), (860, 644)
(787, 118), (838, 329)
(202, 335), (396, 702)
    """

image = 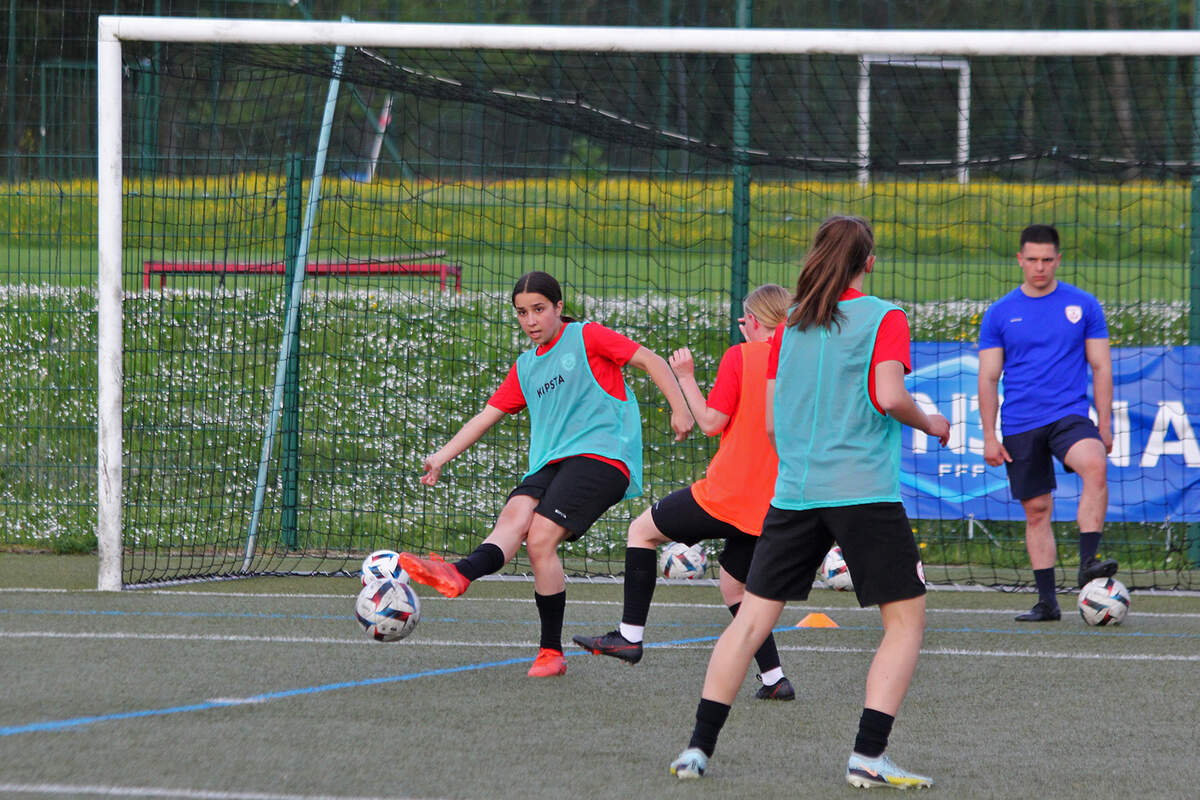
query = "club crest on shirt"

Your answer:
(561, 353), (577, 371)
(1065, 305), (1082, 324)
